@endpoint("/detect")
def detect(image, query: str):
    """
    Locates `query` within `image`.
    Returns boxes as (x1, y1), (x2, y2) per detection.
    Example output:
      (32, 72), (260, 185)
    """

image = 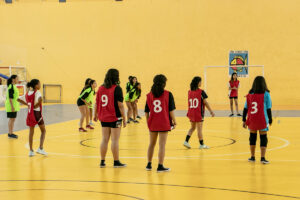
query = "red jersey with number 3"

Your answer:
(146, 90), (171, 132)
(229, 80), (239, 97)
(96, 85), (118, 122)
(187, 89), (203, 122)
(246, 93), (267, 130)
(26, 90), (42, 127)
